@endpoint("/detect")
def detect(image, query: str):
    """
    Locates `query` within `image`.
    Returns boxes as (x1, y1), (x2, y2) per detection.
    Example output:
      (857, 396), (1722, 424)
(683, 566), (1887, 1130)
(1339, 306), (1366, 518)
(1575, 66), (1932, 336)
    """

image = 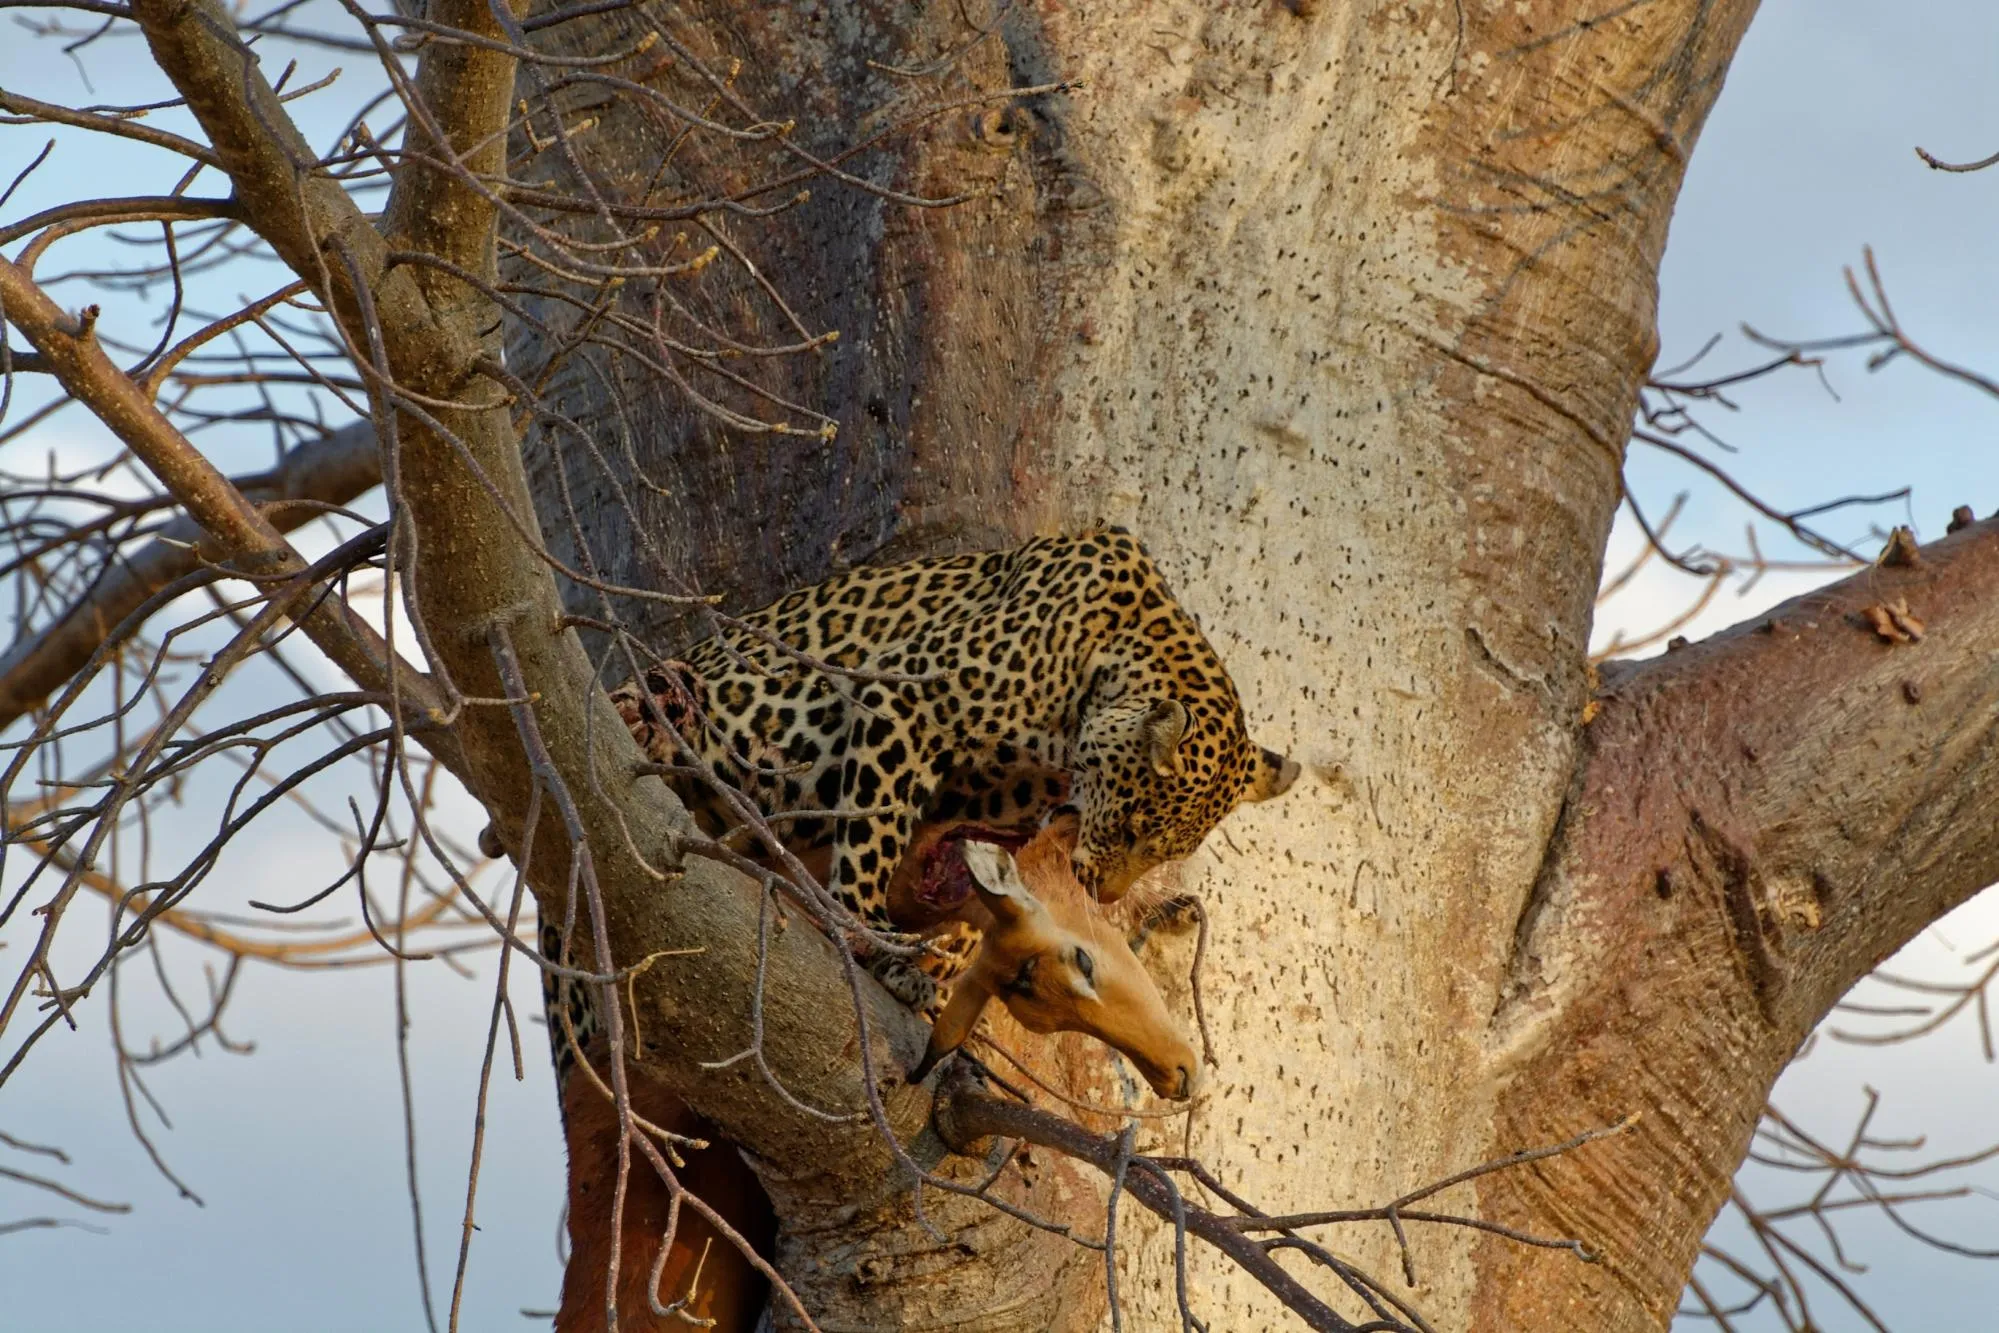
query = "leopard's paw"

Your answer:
(868, 955), (940, 1011)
